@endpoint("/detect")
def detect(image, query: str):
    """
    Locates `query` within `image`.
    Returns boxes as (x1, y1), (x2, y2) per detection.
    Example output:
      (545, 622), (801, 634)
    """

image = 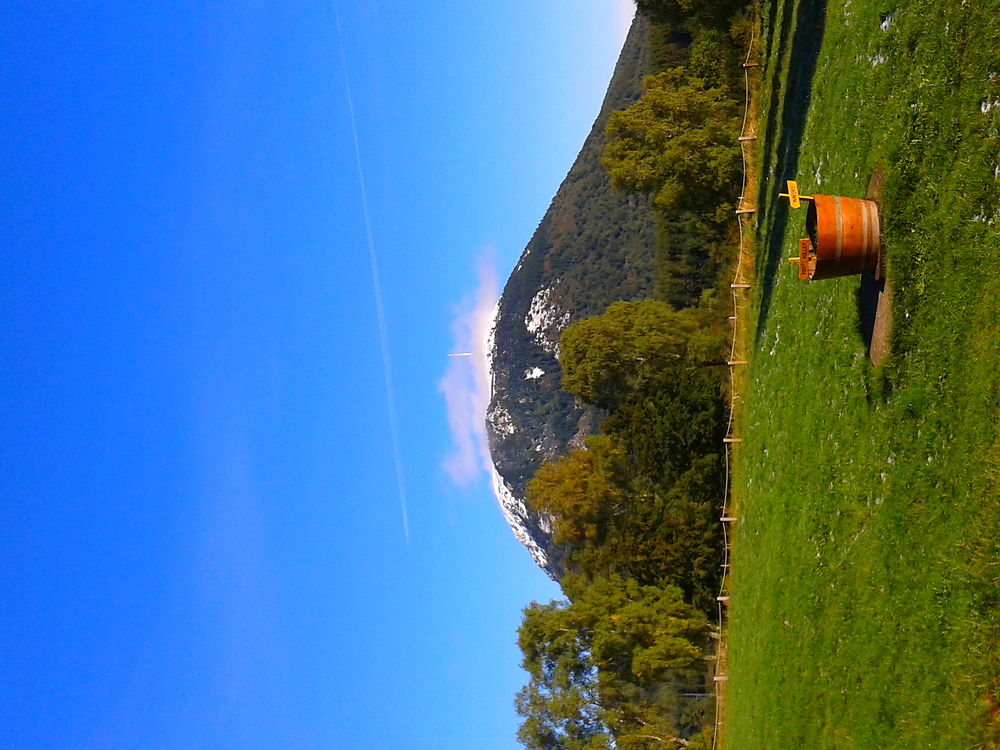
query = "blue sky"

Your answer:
(1, 2), (632, 747)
